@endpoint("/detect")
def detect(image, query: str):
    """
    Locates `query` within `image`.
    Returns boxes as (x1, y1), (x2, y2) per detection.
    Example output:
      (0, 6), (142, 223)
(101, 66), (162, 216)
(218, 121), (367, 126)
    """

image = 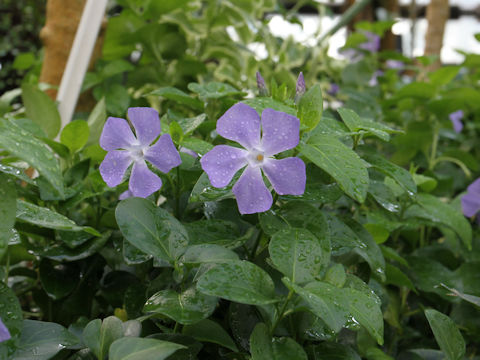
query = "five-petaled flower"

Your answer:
(0, 318), (10, 343)
(461, 177), (480, 222)
(200, 103), (306, 214)
(99, 107), (181, 198)
(449, 110), (464, 133)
